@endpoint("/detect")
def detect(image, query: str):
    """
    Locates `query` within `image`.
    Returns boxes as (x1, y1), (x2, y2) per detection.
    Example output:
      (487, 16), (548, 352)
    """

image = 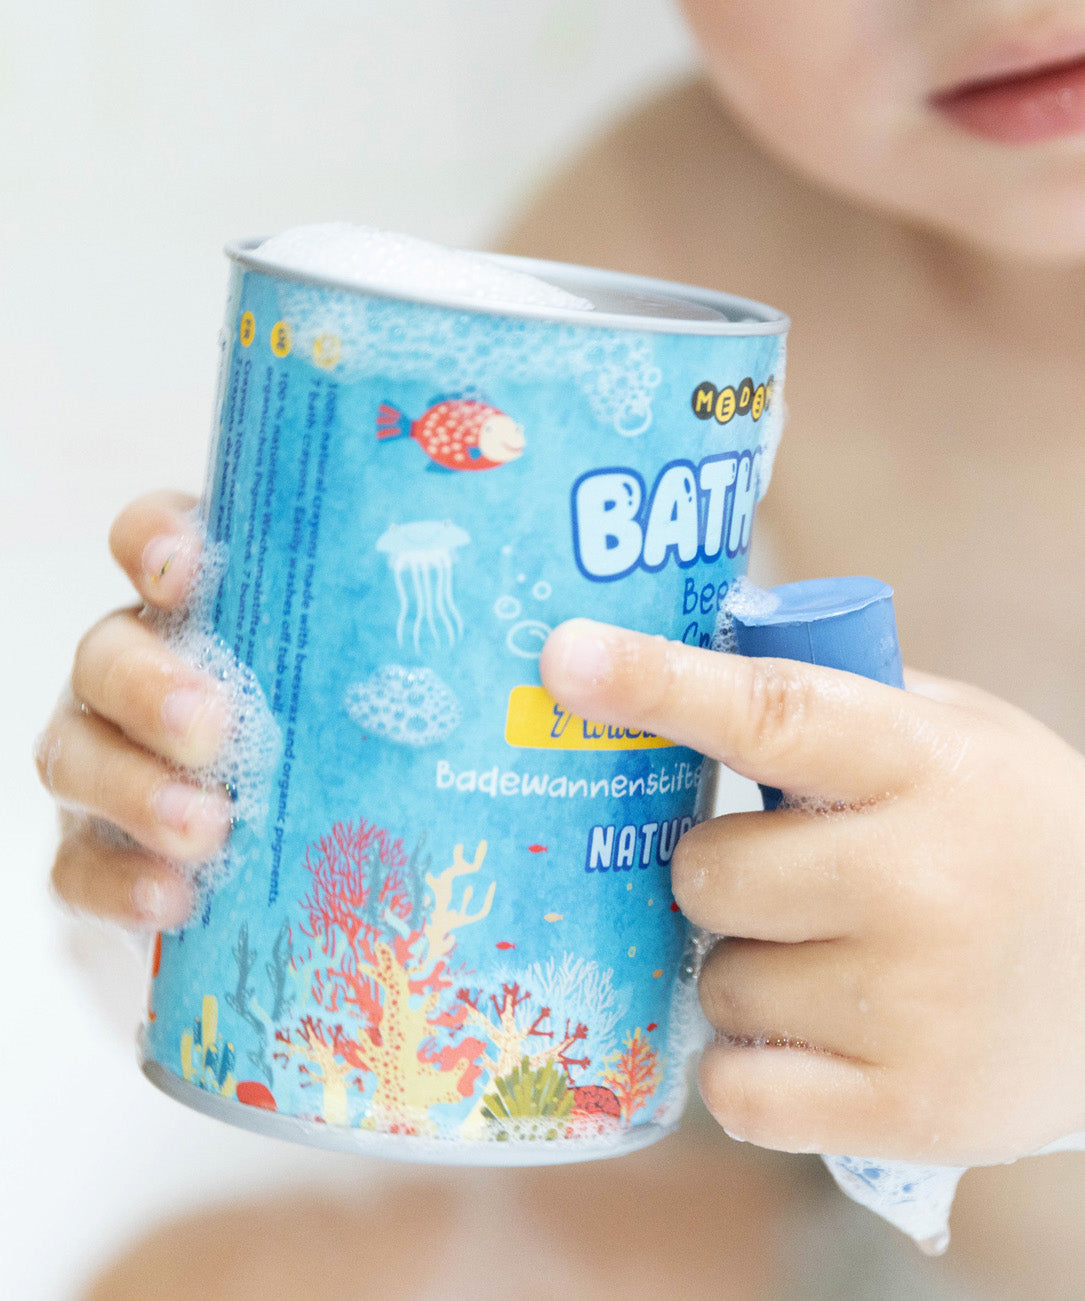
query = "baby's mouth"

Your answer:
(931, 52), (1085, 144)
